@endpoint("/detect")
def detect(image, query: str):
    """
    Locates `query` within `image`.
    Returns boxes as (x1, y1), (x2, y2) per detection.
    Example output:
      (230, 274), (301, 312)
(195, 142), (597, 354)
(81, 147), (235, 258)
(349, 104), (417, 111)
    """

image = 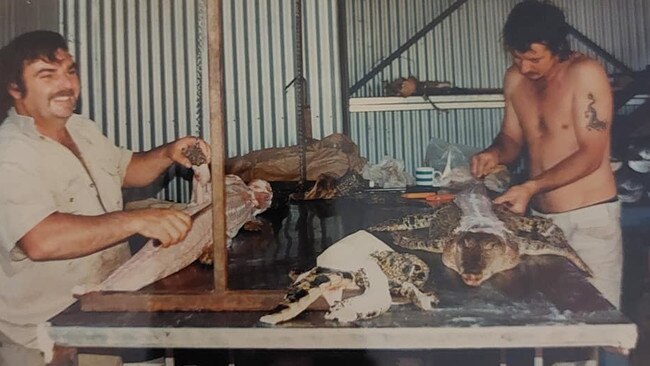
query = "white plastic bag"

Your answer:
(361, 156), (415, 188)
(424, 138), (479, 188)
(423, 138), (510, 192)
